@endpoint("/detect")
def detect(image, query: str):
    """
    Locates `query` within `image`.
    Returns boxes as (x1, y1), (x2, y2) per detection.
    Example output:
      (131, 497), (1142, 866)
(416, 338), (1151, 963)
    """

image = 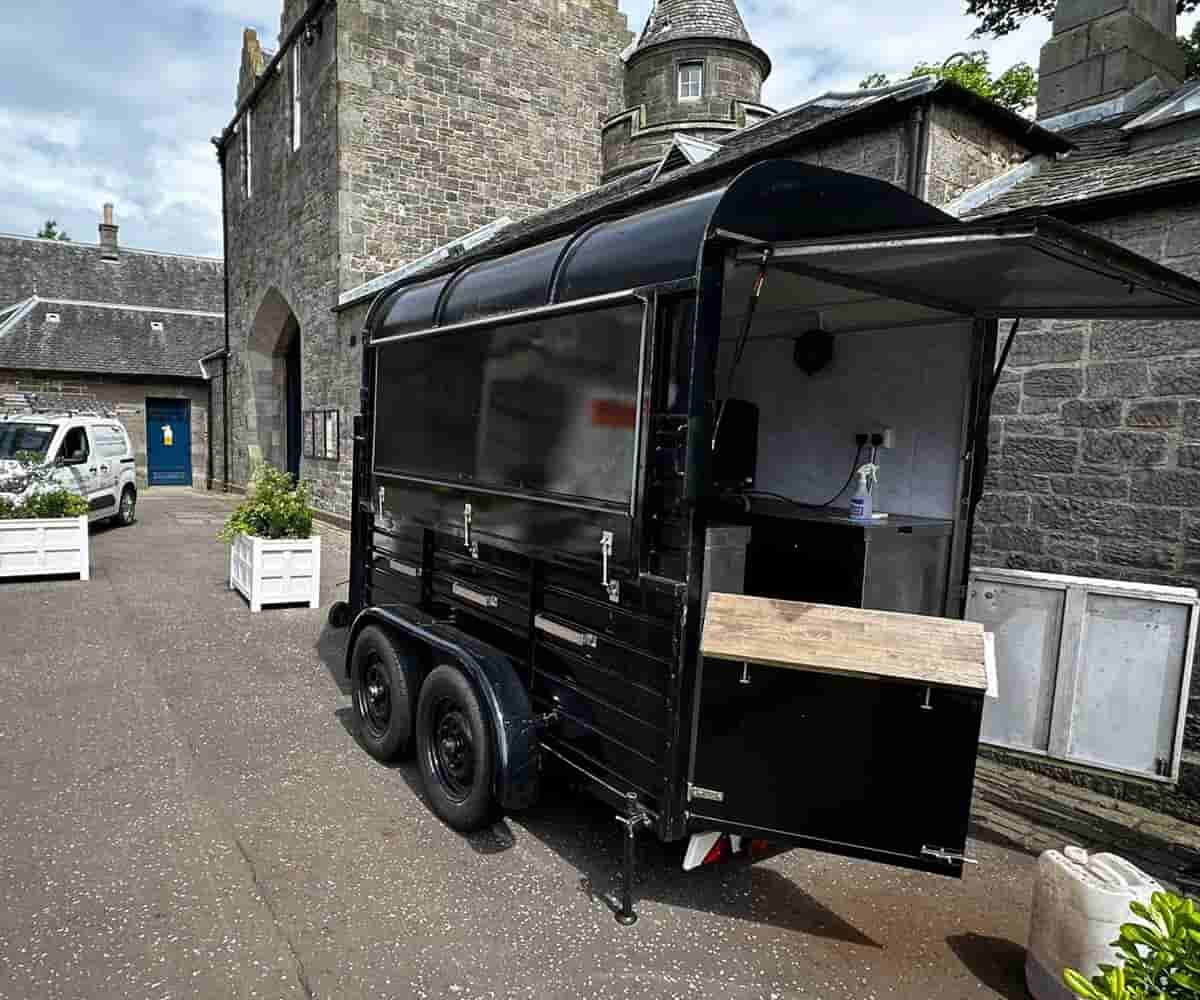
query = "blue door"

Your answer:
(146, 398), (192, 485)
